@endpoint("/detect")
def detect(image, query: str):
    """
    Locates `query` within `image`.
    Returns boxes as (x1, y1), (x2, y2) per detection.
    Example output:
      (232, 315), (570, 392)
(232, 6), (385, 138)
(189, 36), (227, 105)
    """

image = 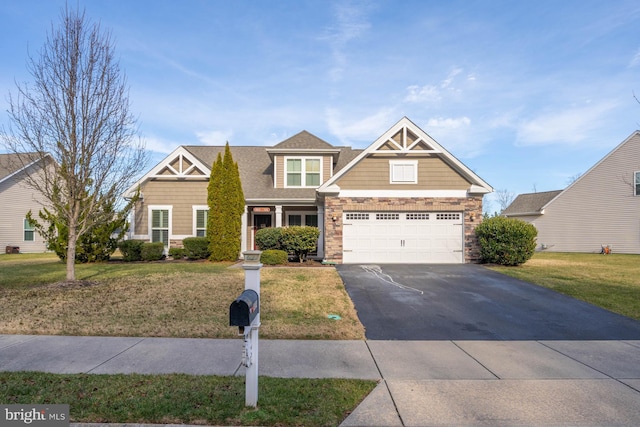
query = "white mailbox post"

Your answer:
(241, 250), (261, 407)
